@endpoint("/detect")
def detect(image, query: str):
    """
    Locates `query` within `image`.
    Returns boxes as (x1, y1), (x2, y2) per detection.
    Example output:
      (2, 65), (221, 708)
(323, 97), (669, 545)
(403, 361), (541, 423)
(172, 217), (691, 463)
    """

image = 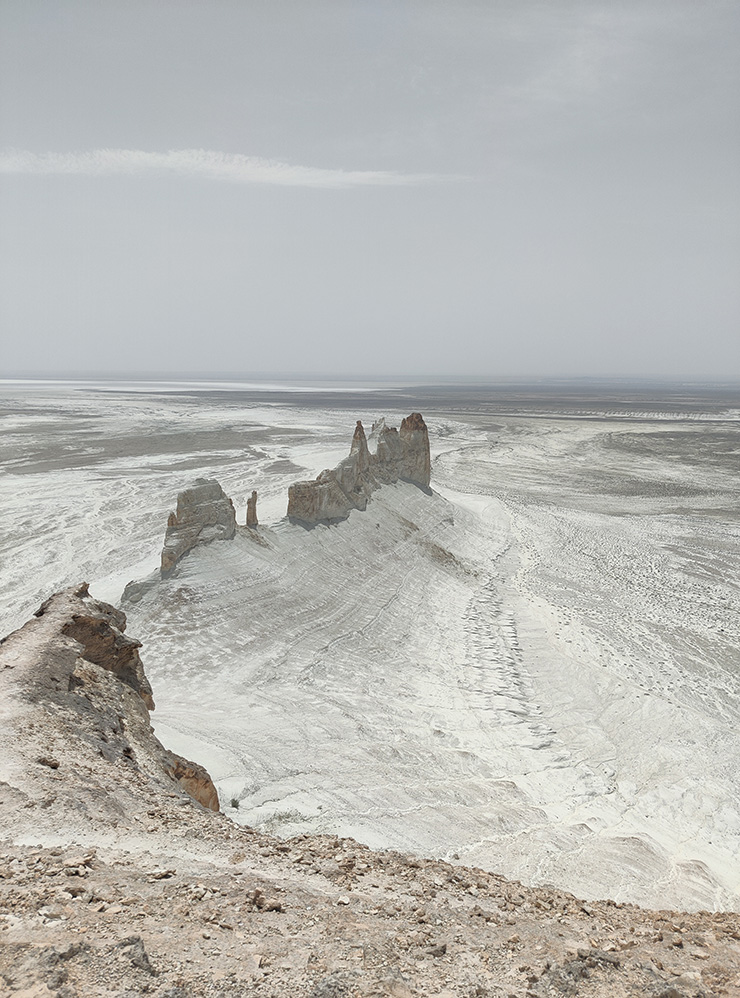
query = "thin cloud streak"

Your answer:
(0, 148), (458, 188)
